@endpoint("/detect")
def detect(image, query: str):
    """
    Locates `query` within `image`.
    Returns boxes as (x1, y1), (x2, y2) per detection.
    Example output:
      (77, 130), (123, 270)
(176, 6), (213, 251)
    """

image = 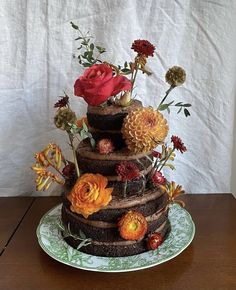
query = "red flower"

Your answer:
(74, 64), (132, 106)
(171, 135), (187, 153)
(54, 95), (69, 108)
(147, 233), (163, 250)
(131, 40), (155, 57)
(151, 171), (166, 186)
(152, 150), (161, 159)
(97, 139), (114, 154)
(116, 161), (140, 181)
